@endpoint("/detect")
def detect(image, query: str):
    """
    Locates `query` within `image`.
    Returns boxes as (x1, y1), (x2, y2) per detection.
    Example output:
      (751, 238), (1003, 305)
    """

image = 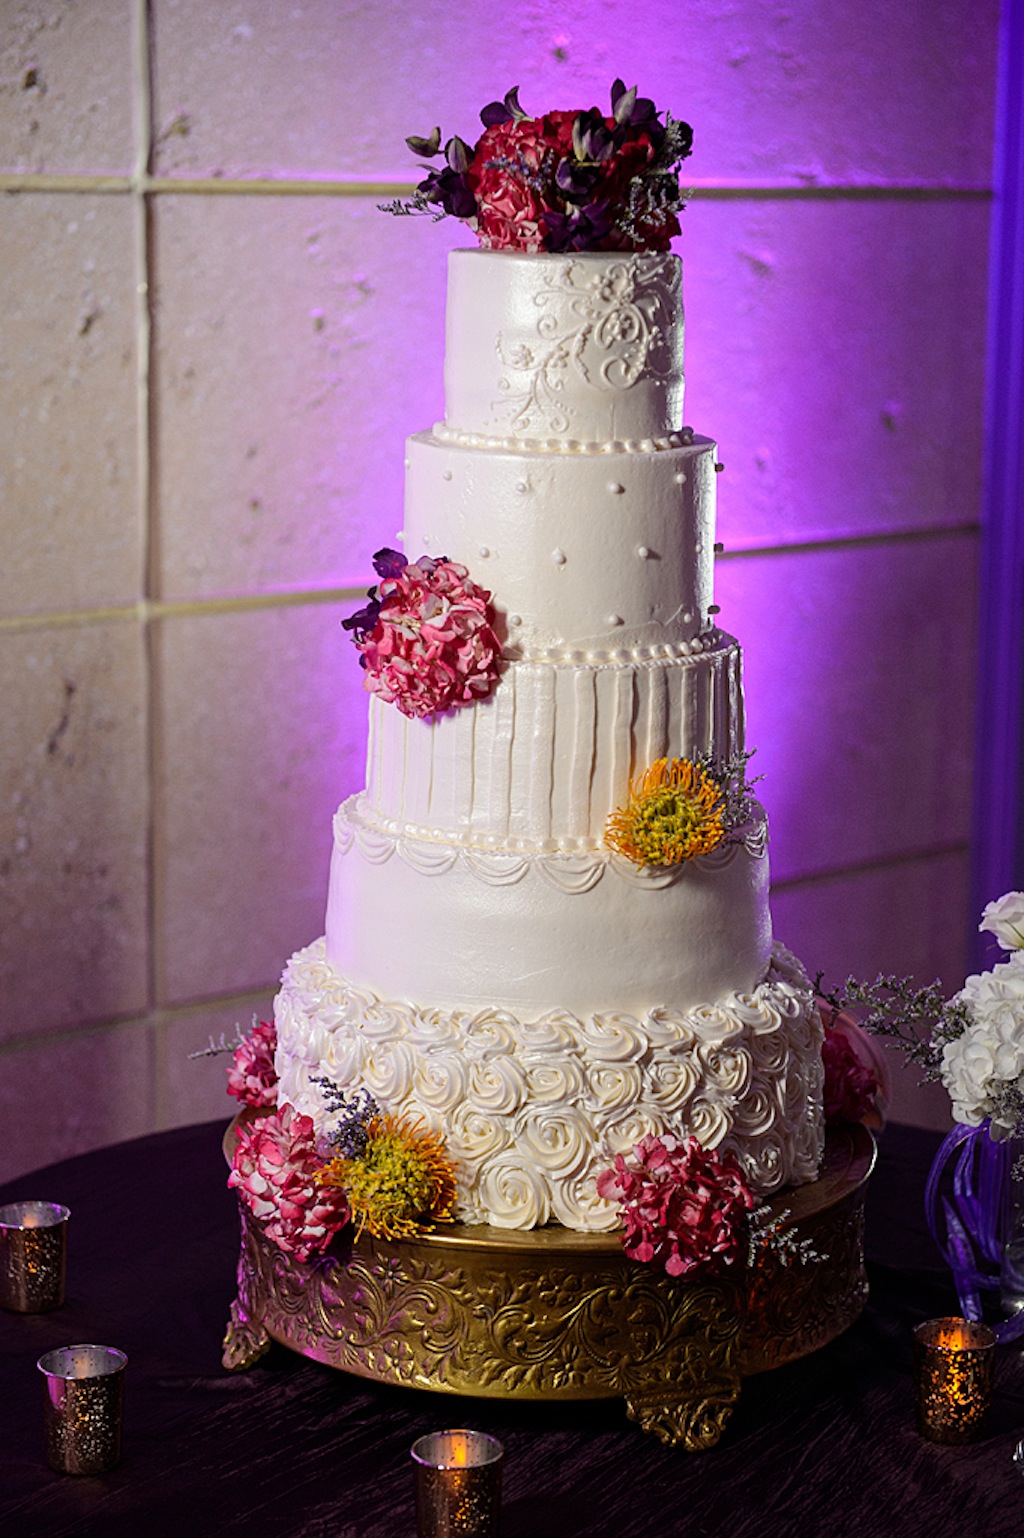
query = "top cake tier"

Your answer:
(442, 250), (685, 446)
